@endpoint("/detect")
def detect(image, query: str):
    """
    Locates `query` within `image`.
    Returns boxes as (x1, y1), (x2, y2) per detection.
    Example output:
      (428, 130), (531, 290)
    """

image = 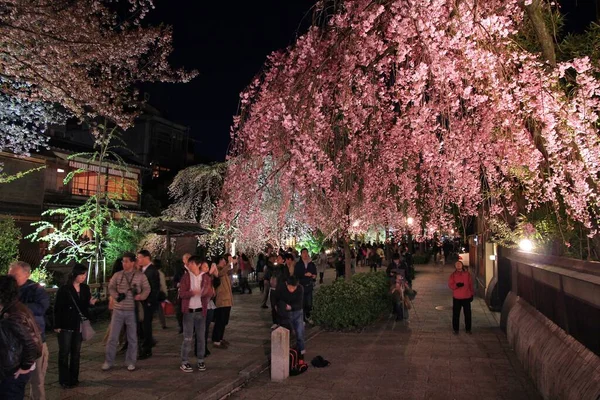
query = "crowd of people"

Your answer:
(0, 238), (474, 400)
